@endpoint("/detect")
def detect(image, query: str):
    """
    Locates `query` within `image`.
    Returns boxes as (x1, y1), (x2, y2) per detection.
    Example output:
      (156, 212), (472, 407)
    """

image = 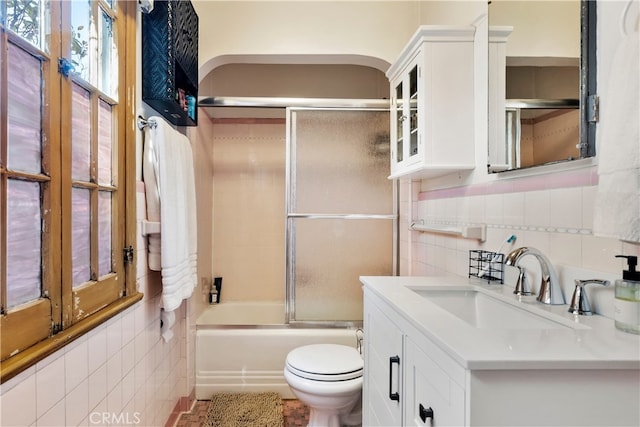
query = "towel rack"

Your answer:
(141, 219), (160, 236)
(137, 115), (157, 131)
(410, 221), (486, 242)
